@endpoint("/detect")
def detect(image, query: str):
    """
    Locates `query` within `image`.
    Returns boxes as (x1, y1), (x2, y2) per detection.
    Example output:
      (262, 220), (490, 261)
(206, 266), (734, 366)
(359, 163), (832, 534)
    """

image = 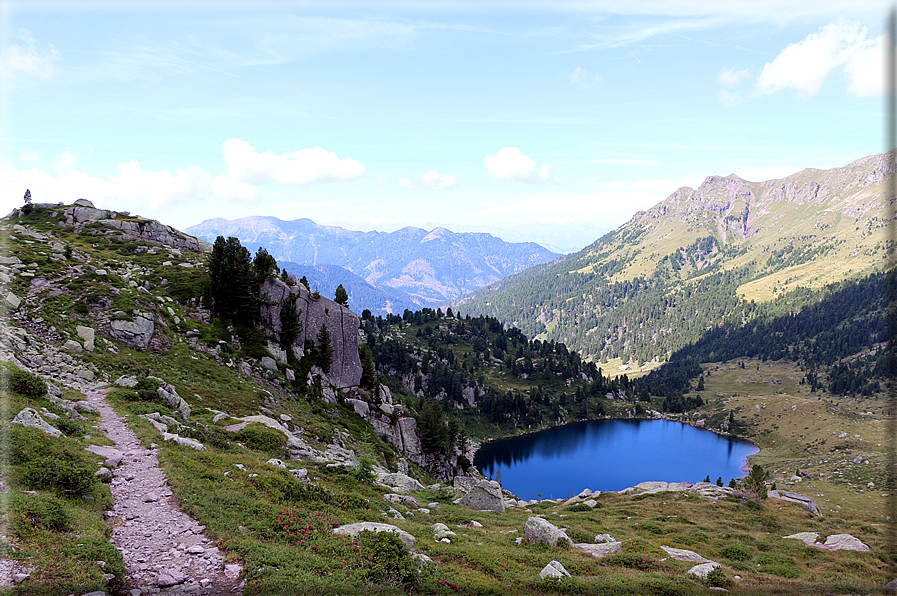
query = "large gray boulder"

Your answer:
(109, 311), (154, 350)
(458, 479), (506, 513)
(784, 532), (870, 551)
(525, 517), (572, 547)
(768, 490), (821, 516)
(259, 279), (362, 389)
(686, 562), (721, 580)
(156, 381), (190, 420)
(376, 472), (425, 494)
(660, 545), (714, 564)
(574, 542), (622, 558)
(12, 408), (62, 437)
(332, 522), (416, 550)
